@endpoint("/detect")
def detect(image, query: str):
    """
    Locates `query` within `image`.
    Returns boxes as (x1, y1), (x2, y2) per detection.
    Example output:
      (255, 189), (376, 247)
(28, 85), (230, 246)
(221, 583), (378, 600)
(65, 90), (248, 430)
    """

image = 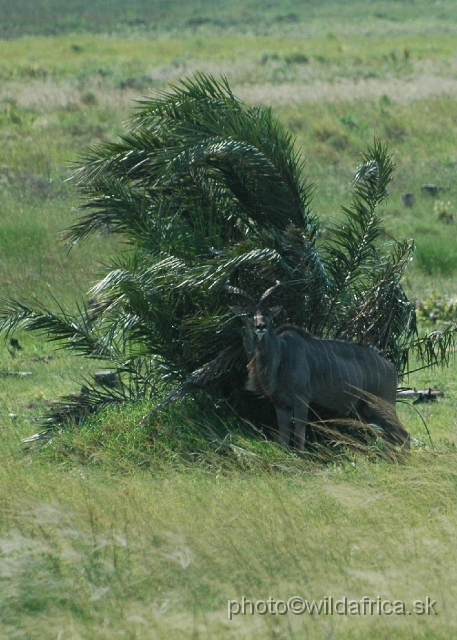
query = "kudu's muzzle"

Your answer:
(254, 323), (267, 338)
